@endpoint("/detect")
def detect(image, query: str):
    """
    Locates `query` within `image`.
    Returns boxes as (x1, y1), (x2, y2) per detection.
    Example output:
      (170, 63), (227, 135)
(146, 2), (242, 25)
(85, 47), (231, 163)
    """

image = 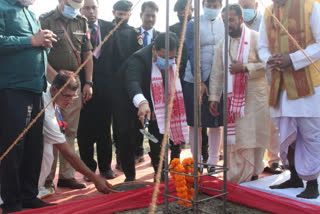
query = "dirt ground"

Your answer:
(116, 193), (269, 214)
